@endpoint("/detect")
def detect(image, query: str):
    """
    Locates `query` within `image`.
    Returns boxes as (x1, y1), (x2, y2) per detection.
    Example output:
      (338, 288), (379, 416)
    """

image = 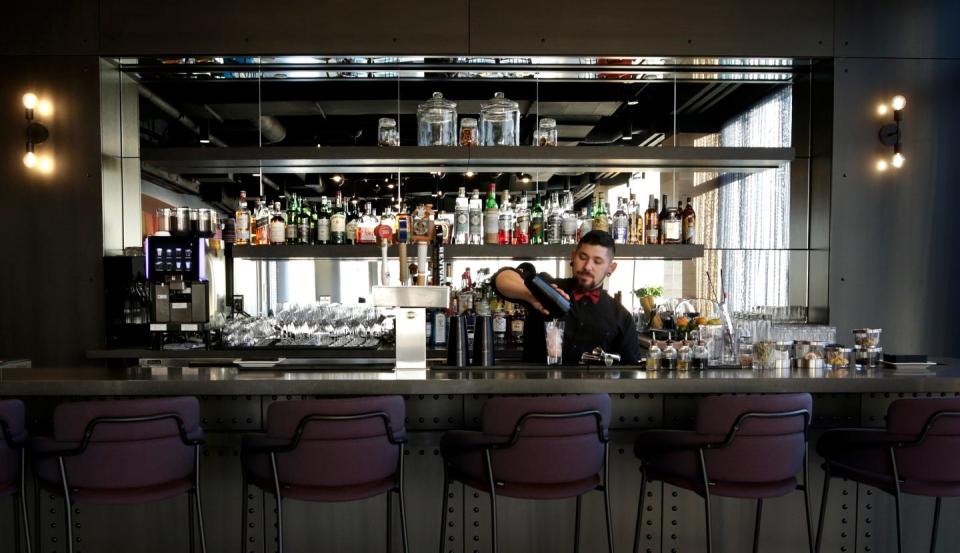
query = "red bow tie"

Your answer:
(572, 288), (602, 304)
